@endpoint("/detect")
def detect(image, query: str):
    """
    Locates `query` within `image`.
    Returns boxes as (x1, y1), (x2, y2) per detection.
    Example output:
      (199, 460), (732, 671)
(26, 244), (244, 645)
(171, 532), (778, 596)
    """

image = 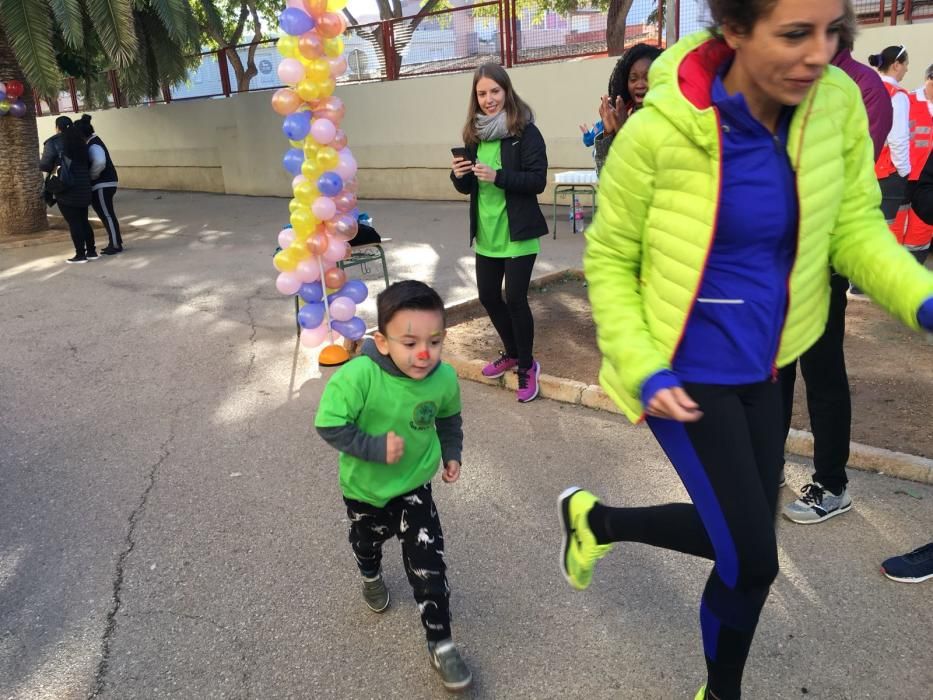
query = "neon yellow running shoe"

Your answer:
(558, 487), (613, 590)
(694, 685), (707, 700)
